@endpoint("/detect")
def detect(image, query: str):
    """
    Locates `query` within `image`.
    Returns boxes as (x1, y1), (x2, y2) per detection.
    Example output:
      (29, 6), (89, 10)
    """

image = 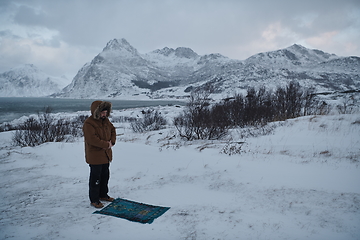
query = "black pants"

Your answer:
(89, 163), (110, 203)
